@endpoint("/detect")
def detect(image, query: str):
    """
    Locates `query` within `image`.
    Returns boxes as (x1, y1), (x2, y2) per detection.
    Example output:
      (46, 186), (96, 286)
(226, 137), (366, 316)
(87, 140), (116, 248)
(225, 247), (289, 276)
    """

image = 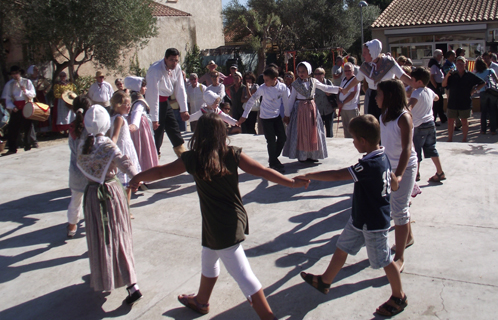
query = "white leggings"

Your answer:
(67, 190), (84, 225)
(202, 243), (262, 299)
